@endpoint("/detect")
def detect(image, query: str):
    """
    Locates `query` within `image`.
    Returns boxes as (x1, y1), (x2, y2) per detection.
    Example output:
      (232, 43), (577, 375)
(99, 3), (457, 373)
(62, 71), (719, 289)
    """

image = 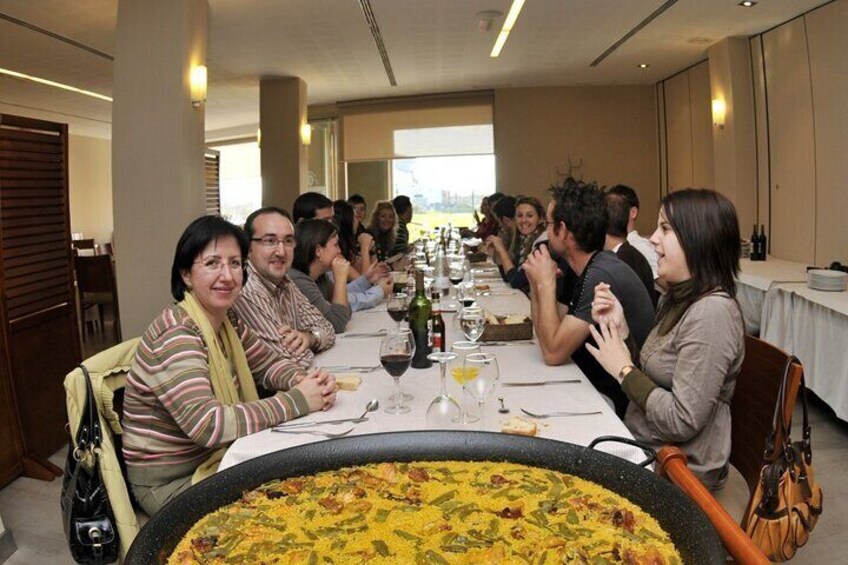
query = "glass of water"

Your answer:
(459, 305), (487, 343)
